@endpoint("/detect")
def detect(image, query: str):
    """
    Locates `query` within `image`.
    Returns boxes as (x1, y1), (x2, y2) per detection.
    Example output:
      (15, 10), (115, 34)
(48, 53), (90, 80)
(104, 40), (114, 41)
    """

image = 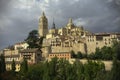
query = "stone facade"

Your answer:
(3, 42), (42, 71)
(20, 48), (42, 64)
(38, 12), (48, 37)
(2, 12), (120, 72)
(4, 49), (21, 71)
(48, 52), (71, 60)
(86, 33), (120, 54)
(14, 42), (29, 50)
(39, 12), (120, 60)
(39, 12), (90, 59)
